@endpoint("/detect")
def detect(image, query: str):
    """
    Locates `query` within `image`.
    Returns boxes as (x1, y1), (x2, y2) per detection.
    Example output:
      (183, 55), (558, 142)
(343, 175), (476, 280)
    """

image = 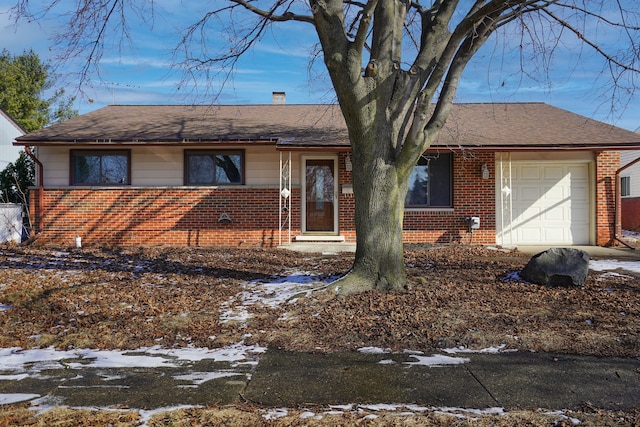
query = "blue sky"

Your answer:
(1, 0), (638, 131)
